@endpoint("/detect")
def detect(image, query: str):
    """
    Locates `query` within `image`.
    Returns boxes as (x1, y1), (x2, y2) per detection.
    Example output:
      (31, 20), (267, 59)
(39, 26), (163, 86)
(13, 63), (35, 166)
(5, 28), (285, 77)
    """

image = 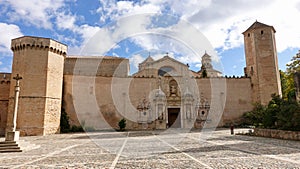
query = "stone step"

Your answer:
(0, 143), (18, 147)
(0, 141), (22, 153)
(0, 146), (20, 150)
(0, 149), (22, 153)
(0, 141), (16, 144)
